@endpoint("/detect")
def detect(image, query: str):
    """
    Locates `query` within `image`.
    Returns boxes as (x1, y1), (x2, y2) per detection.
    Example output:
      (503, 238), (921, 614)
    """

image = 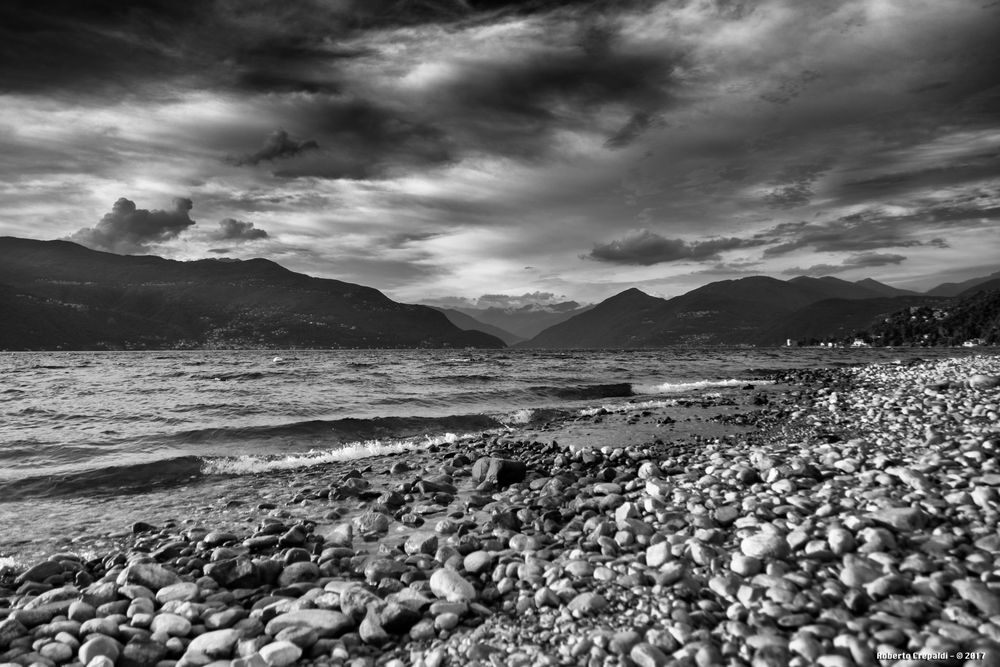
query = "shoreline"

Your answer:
(1, 356), (999, 667)
(0, 383), (776, 567)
